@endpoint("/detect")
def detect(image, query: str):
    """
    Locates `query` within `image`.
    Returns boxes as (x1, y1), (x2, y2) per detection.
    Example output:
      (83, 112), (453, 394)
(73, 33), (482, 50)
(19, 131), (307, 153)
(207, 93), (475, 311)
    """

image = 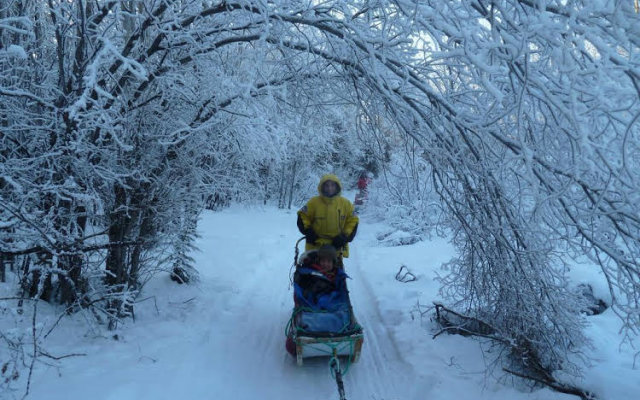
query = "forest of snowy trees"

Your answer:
(1, 1), (639, 398)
